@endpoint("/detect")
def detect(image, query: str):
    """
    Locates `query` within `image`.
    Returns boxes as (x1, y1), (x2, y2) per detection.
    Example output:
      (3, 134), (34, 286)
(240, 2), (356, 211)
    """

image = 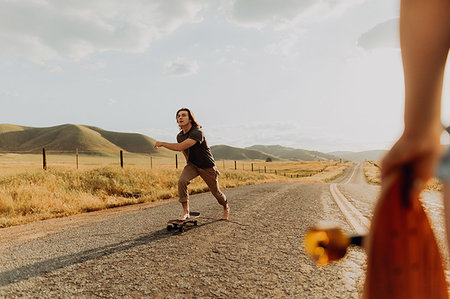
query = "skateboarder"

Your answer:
(381, 0), (449, 247)
(154, 108), (230, 220)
